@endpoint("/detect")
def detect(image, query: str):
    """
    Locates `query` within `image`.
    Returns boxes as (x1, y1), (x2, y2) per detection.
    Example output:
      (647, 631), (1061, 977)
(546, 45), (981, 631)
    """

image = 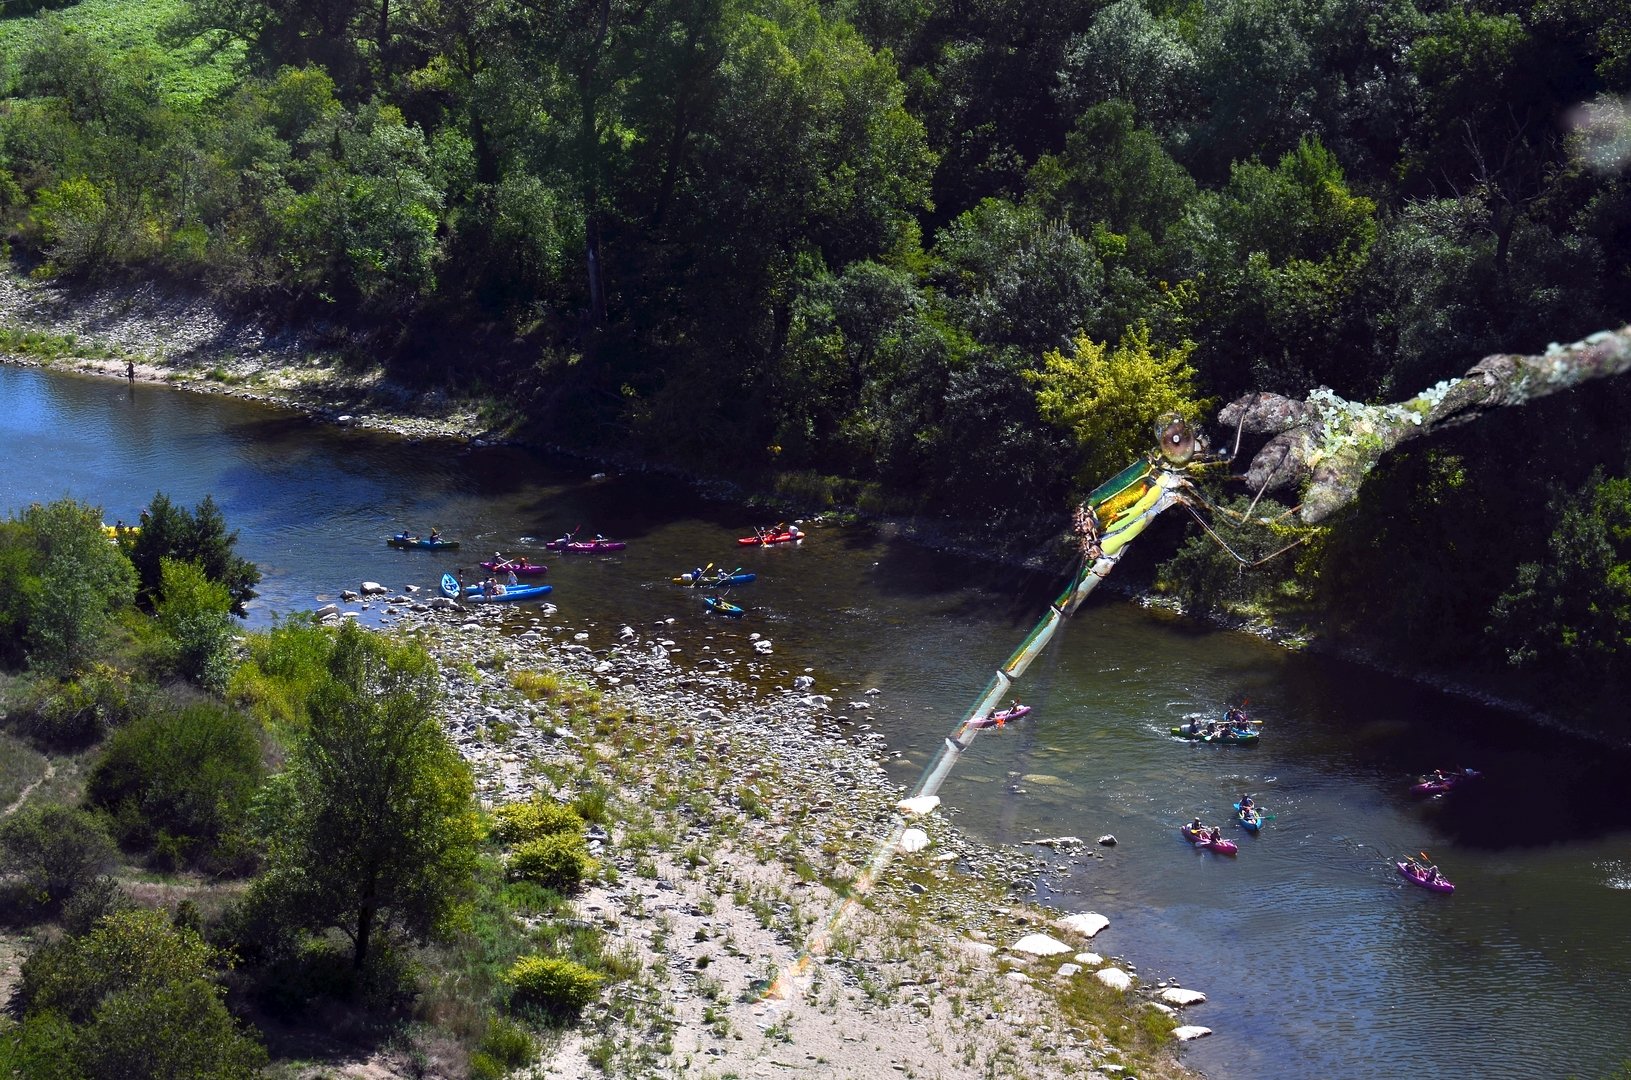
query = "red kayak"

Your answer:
(1397, 860), (1454, 893)
(1180, 824), (1239, 855)
(737, 529), (803, 546)
(480, 559), (548, 576)
(970, 704), (1032, 729)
